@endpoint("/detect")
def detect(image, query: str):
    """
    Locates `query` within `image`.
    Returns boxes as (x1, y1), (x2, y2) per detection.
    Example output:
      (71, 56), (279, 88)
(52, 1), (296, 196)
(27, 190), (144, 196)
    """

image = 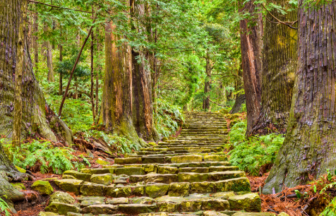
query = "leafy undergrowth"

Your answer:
(0, 198), (10, 216)
(2, 139), (91, 174)
(226, 120), (285, 176)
